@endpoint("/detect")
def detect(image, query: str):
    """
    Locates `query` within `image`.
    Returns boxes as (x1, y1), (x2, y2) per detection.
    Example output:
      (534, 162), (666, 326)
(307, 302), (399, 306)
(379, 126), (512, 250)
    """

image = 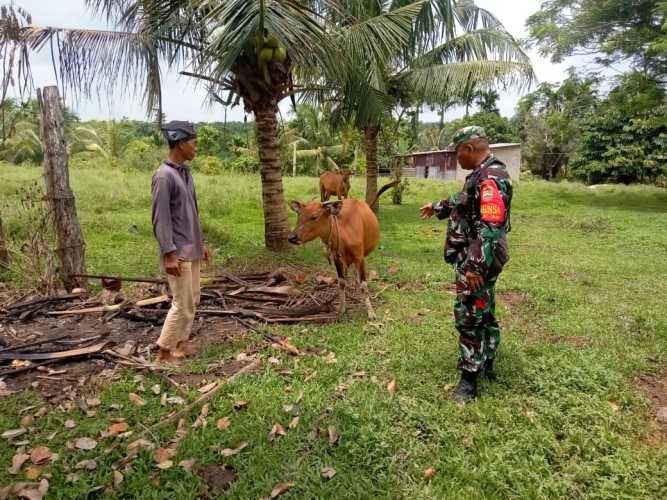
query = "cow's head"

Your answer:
(341, 169), (352, 191)
(288, 200), (342, 245)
